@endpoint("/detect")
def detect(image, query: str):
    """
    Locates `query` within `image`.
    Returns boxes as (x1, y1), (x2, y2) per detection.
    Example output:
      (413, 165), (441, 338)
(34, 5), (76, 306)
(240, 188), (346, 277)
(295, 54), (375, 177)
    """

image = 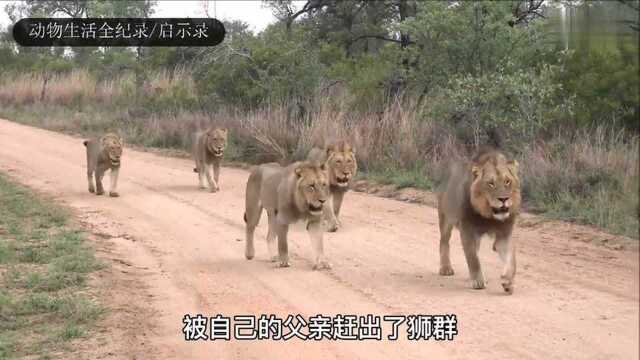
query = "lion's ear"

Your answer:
(295, 166), (303, 178)
(319, 162), (327, 171)
(221, 128), (228, 134)
(326, 144), (336, 157)
(471, 165), (482, 179)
